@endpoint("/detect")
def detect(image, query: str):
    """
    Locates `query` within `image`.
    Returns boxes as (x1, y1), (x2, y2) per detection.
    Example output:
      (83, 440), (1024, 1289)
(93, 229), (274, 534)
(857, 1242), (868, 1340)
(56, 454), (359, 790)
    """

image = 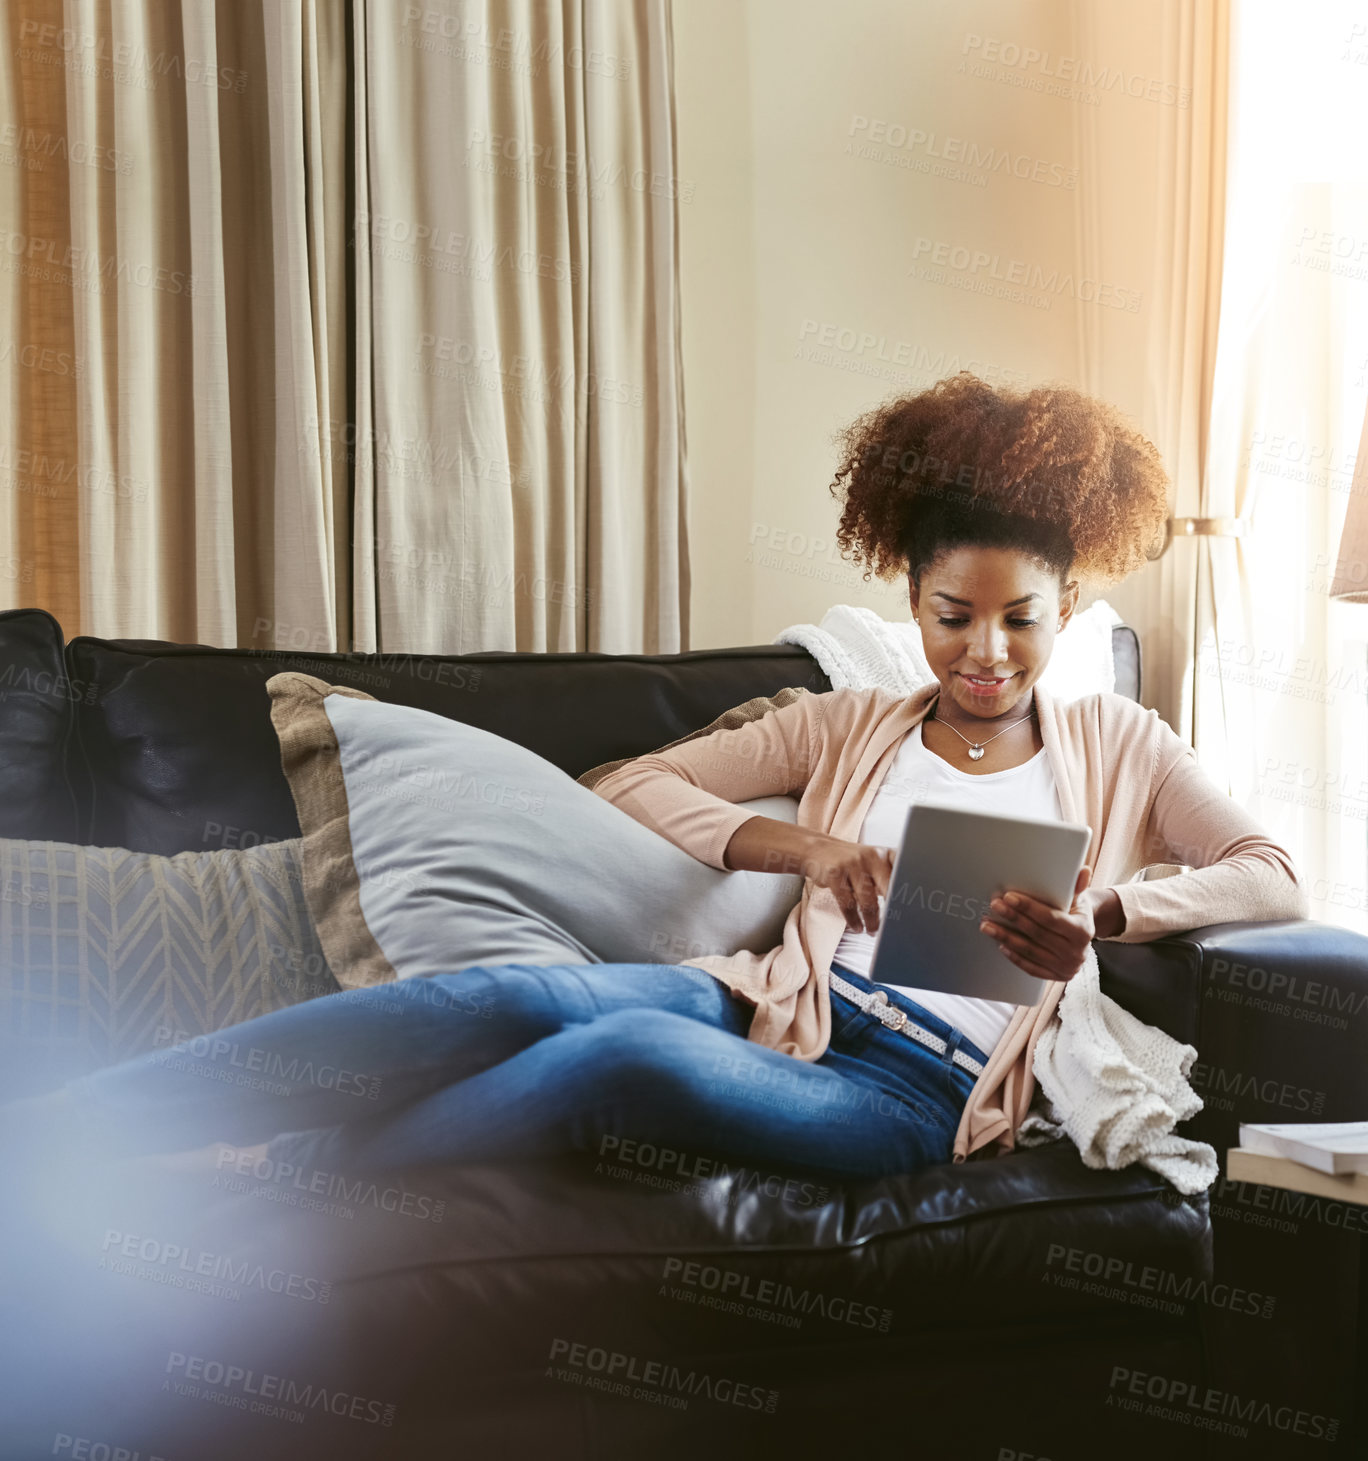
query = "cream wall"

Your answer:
(674, 0), (1182, 660)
